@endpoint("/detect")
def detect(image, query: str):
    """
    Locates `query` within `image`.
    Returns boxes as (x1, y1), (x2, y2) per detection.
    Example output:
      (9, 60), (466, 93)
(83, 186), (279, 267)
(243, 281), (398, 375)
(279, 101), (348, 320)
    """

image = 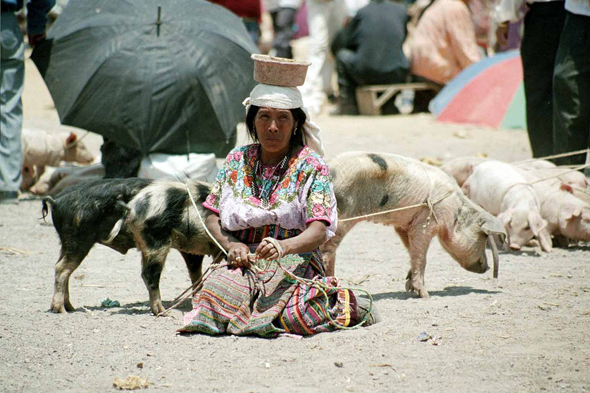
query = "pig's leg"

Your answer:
(140, 249), (169, 315)
(394, 228), (418, 294)
(51, 248), (88, 313)
(321, 222), (355, 276)
(179, 252), (203, 284)
(398, 226), (434, 298)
